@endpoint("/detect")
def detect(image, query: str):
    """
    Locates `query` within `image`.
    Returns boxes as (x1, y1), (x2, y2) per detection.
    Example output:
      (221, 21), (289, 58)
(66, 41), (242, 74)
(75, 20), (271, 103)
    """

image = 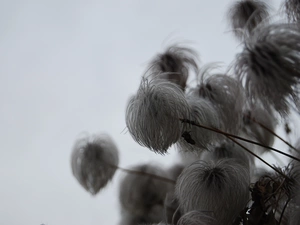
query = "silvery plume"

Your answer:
(125, 78), (190, 154)
(284, 0), (300, 22)
(201, 140), (254, 171)
(176, 95), (221, 152)
(190, 68), (246, 134)
(227, 0), (269, 40)
(146, 44), (199, 91)
(119, 164), (173, 220)
(71, 133), (119, 195)
(235, 23), (300, 116)
(177, 211), (216, 225)
(175, 159), (250, 225)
